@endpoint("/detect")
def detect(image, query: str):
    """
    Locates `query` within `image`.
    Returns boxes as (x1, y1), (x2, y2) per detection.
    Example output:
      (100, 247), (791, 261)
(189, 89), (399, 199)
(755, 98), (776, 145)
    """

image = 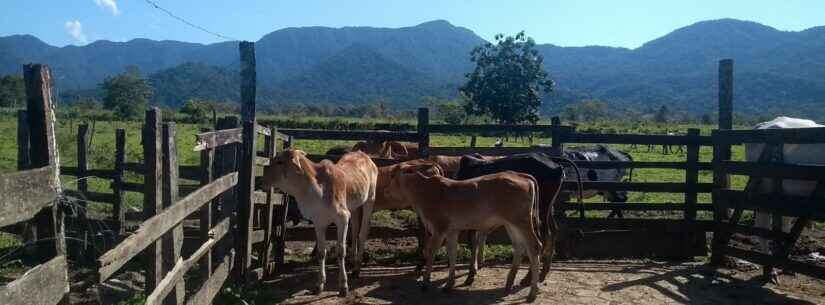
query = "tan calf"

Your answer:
(385, 166), (543, 302)
(262, 149), (377, 296)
